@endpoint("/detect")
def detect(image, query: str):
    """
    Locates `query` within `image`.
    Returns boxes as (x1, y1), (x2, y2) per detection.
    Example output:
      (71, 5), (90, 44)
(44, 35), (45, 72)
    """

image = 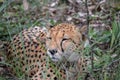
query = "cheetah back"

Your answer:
(6, 27), (66, 80)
